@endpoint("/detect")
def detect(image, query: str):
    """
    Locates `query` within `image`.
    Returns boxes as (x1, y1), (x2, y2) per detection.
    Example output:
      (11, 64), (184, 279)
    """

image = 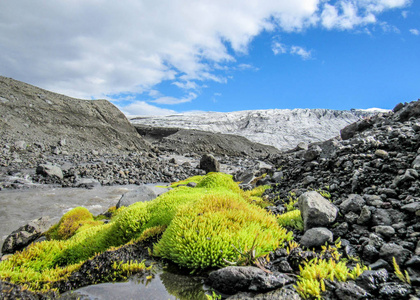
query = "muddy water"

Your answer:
(0, 185), (142, 251)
